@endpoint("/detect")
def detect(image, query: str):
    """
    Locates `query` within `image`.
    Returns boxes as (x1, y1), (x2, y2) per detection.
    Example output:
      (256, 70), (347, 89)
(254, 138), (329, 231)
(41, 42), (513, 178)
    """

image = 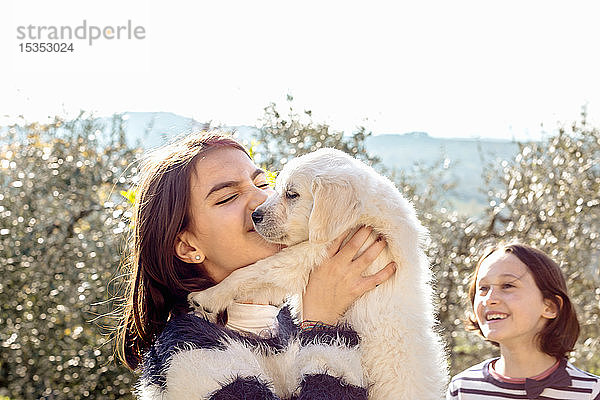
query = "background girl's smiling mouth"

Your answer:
(485, 312), (509, 322)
